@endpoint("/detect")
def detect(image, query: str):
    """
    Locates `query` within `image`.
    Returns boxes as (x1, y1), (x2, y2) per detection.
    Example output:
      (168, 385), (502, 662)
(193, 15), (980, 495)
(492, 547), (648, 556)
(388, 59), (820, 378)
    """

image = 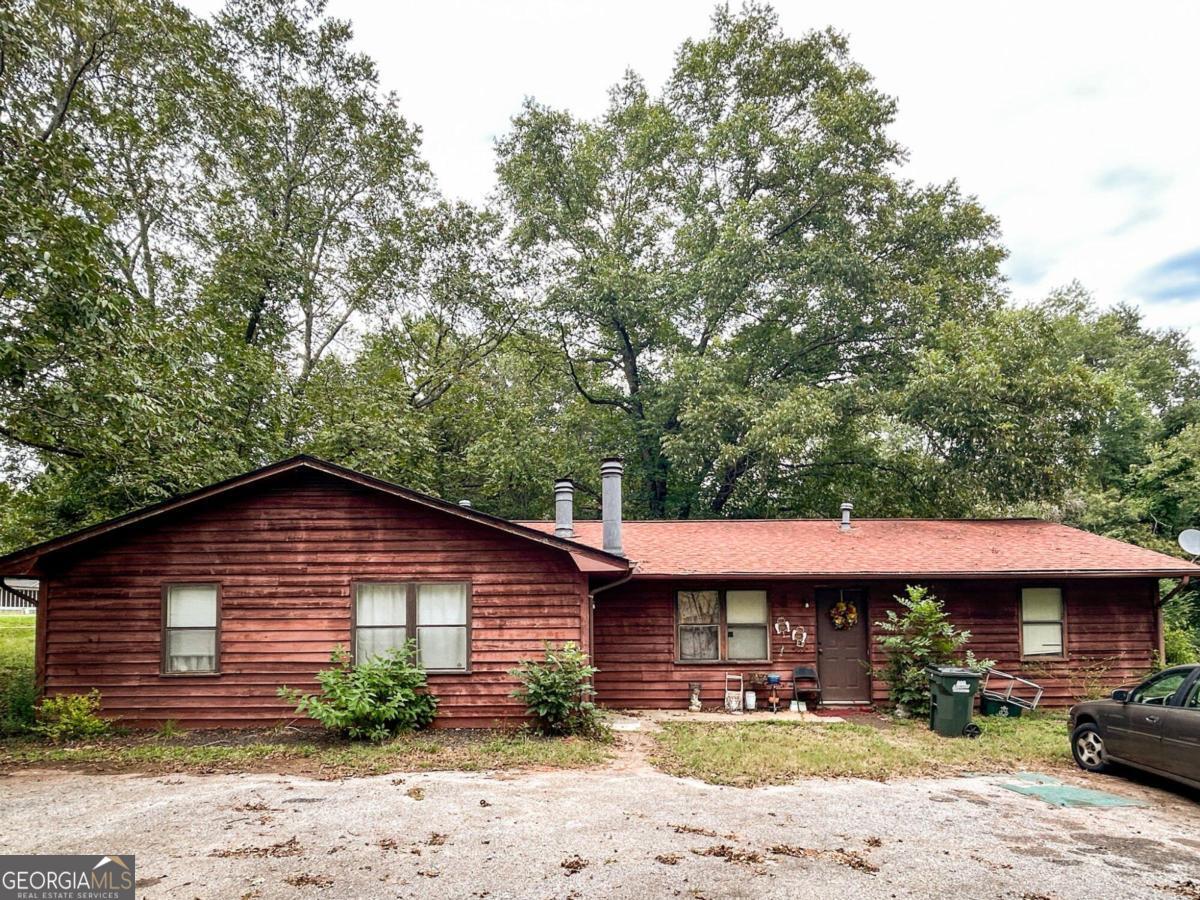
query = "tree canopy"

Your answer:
(2, 0), (1198, 610)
